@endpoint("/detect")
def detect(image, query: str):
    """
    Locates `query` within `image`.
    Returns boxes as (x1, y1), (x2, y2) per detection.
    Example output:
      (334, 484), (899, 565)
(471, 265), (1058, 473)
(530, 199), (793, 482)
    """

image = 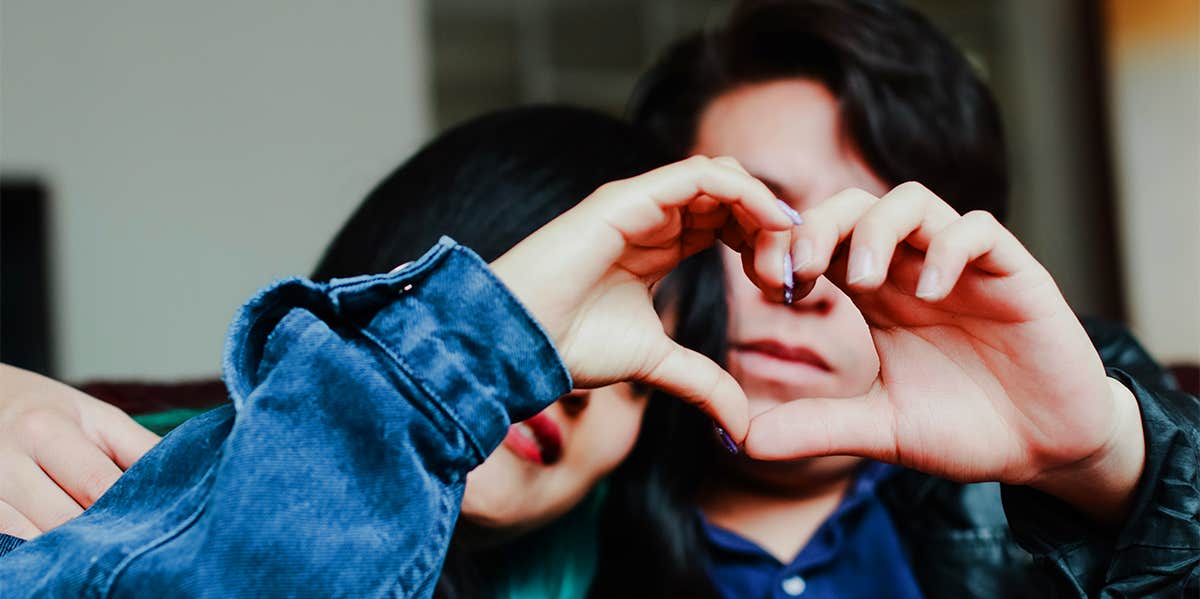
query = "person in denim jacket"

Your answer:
(0, 106), (725, 597)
